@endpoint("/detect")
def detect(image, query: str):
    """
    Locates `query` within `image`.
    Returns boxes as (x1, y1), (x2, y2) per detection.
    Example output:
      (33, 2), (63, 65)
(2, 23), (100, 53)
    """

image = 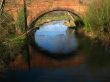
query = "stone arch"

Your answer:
(29, 7), (83, 28)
